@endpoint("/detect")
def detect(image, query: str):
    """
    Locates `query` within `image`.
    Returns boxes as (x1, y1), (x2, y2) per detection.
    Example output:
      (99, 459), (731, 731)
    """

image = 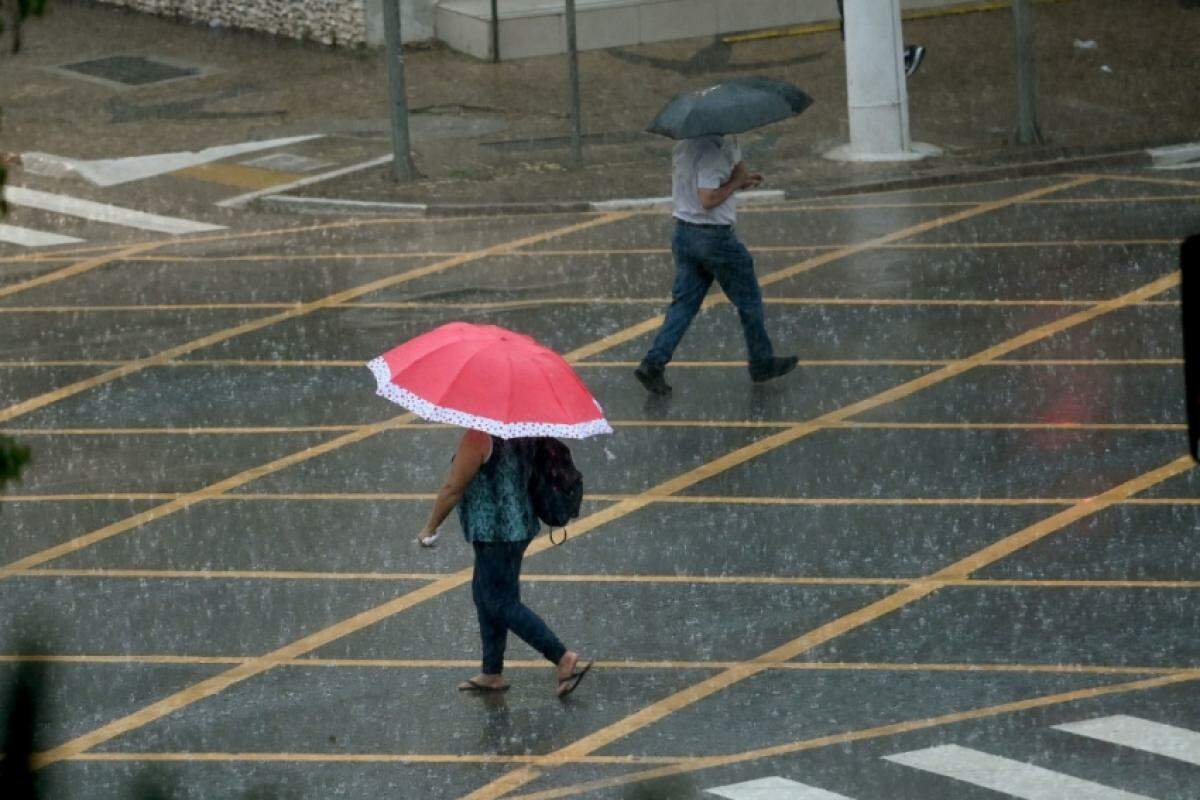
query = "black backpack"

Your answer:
(528, 437), (583, 539)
